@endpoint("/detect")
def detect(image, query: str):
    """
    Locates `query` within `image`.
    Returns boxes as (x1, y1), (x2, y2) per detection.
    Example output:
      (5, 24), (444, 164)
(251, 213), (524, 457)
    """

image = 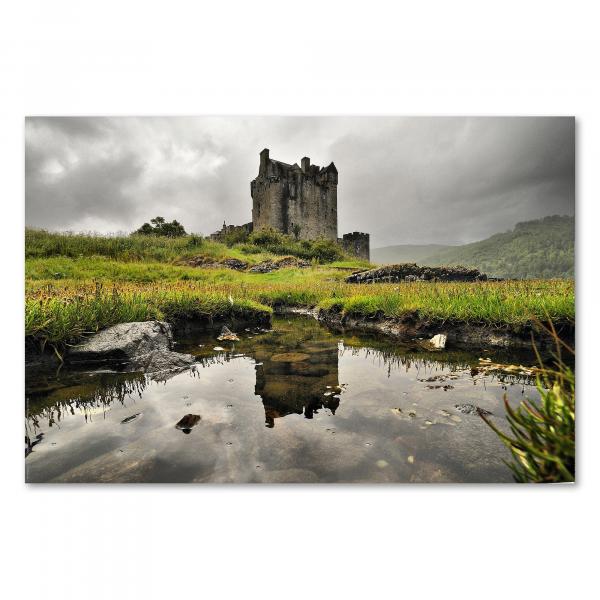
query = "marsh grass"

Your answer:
(480, 325), (575, 482)
(26, 274), (574, 348)
(26, 282), (272, 347)
(25, 230), (574, 348)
